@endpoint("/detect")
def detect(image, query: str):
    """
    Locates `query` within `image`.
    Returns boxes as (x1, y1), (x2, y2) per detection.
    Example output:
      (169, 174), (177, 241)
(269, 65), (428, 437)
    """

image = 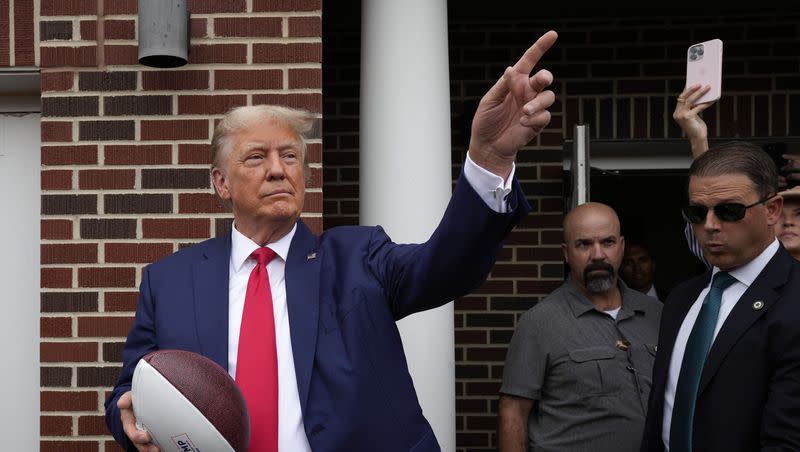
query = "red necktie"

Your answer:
(236, 247), (278, 452)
